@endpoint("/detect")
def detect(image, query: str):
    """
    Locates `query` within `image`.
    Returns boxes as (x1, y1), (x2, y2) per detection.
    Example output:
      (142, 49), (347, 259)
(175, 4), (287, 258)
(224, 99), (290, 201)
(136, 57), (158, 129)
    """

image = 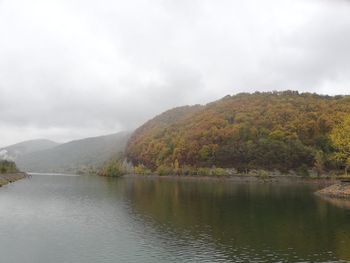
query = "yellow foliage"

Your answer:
(330, 115), (350, 175)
